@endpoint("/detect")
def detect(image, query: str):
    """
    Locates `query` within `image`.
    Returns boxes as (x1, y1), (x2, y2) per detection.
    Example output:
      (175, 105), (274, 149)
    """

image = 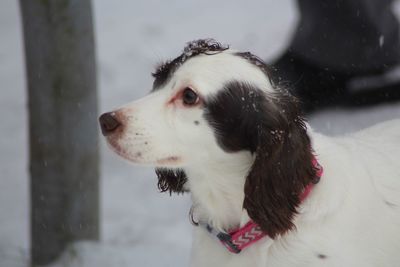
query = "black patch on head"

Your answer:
(235, 52), (273, 83)
(152, 39), (229, 90)
(156, 168), (188, 195)
(204, 80), (317, 238)
(204, 81), (268, 153)
(194, 120), (200, 125)
(317, 254), (328, 259)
